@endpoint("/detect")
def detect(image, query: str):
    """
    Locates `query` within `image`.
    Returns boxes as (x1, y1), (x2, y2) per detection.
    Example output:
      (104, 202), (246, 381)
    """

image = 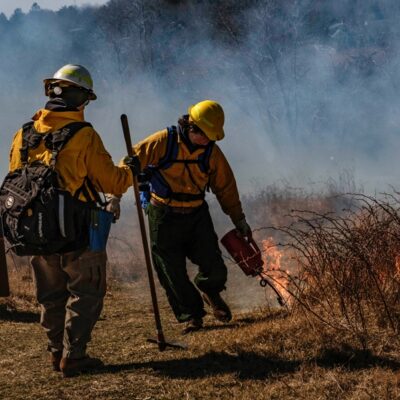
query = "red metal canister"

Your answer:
(220, 229), (264, 276)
